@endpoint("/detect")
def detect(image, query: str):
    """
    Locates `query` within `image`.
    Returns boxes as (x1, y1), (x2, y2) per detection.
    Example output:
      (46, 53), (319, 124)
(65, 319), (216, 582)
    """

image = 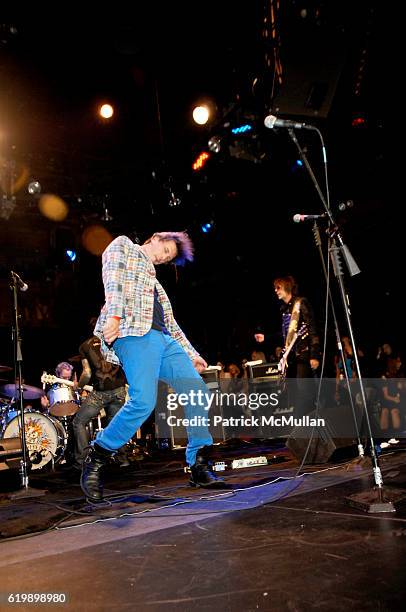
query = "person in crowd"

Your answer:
(334, 336), (365, 404)
(380, 355), (404, 447)
(376, 343), (393, 377)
